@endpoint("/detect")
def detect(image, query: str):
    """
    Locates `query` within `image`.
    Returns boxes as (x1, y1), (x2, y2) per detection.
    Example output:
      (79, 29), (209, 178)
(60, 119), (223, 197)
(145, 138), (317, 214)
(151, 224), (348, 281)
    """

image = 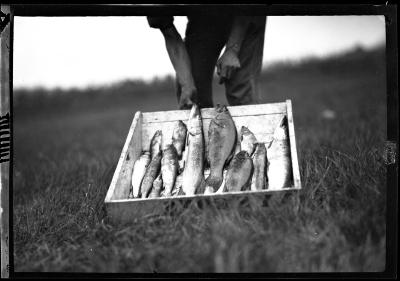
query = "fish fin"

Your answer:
(178, 187), (185, 196)
(225, 133), (238, 167)
(210, 118), (224, 128)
